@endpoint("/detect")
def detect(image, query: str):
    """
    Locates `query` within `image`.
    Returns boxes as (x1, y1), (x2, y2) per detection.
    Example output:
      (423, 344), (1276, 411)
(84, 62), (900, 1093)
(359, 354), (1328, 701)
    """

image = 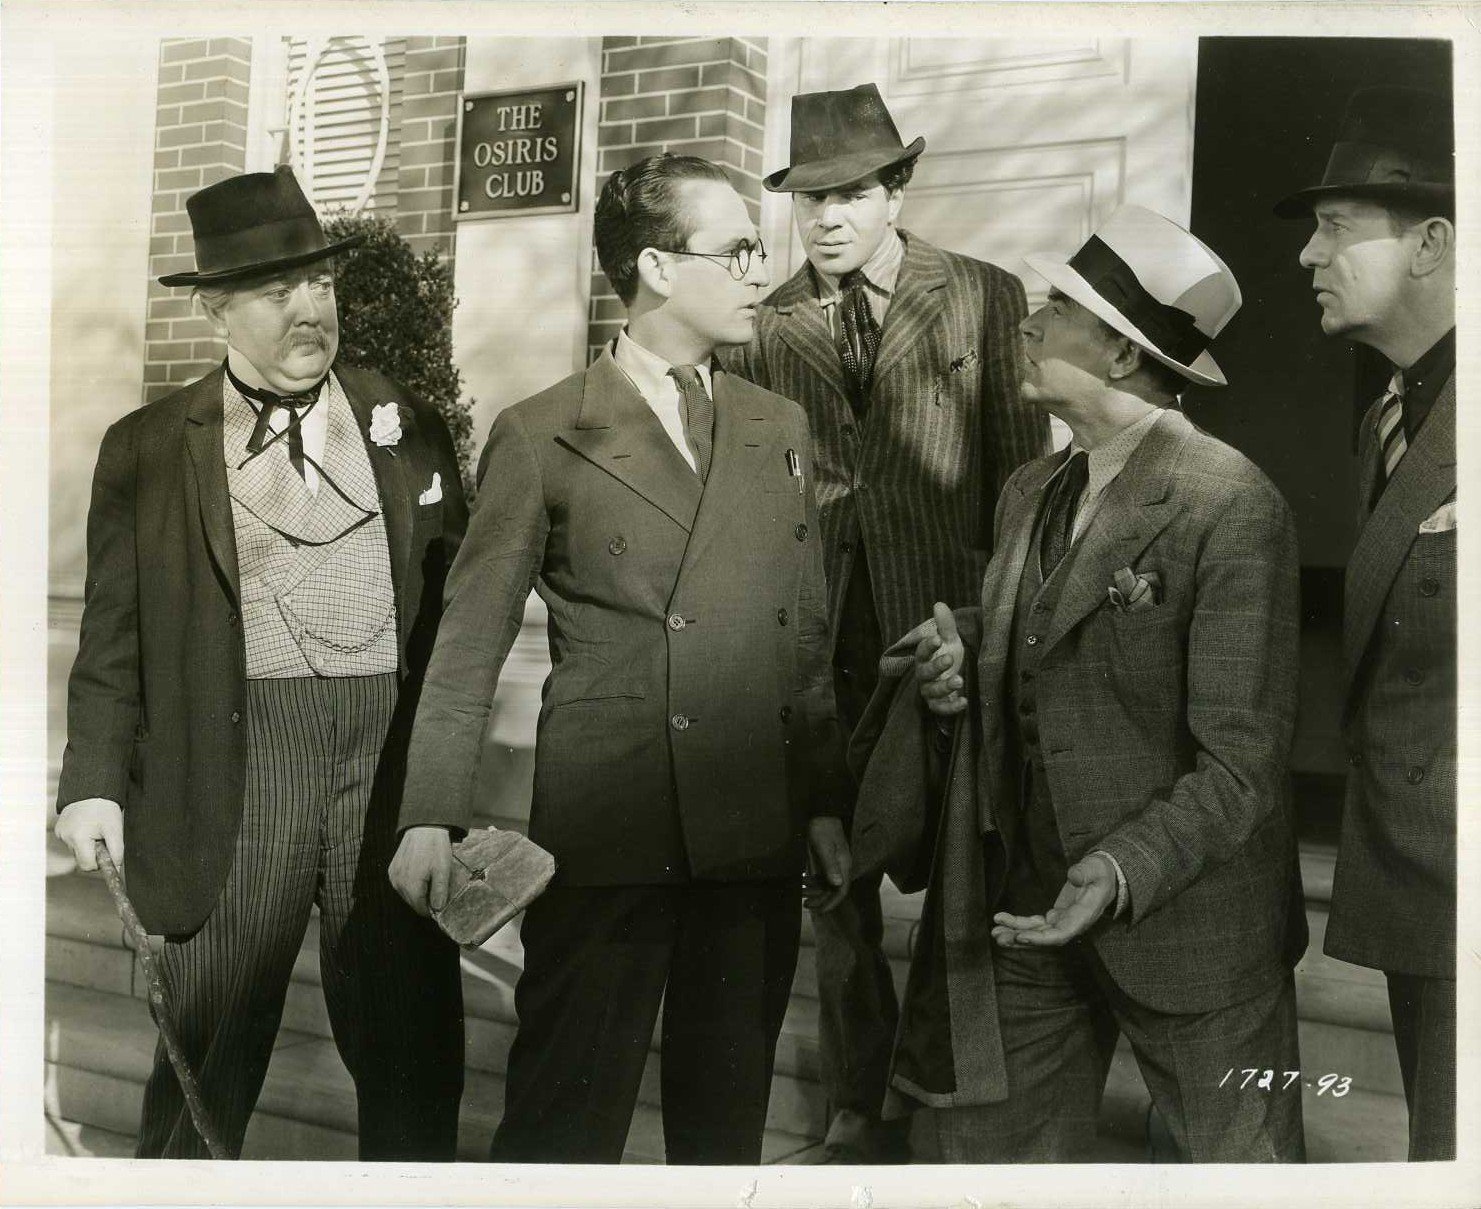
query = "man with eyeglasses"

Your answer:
(390, 153), (851, 1164)
(725, 83), (1049, 1162)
